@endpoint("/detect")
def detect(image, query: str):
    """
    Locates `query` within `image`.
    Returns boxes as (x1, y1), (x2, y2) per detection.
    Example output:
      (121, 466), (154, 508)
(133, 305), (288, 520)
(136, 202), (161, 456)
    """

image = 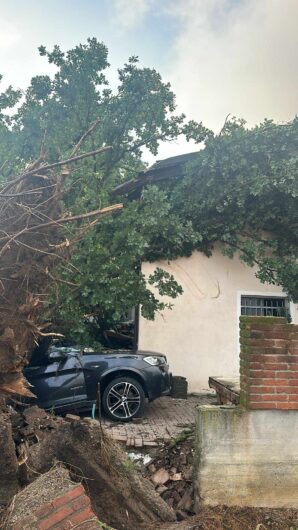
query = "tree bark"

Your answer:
(27, 420), (176, 528)
(0, 412), (19, 505)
